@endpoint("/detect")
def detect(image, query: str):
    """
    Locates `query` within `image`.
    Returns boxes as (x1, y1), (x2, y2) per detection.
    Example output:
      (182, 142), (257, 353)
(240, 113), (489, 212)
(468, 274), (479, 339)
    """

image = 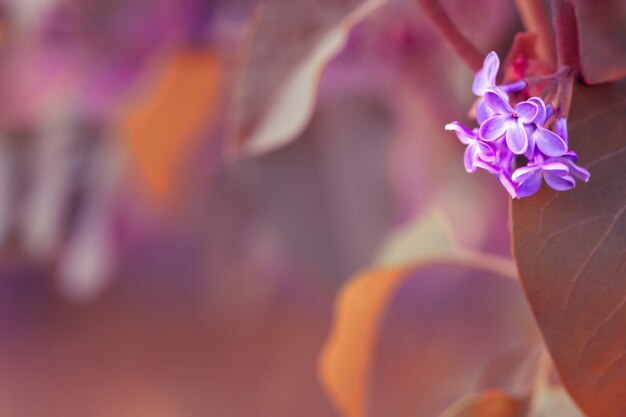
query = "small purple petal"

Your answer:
(541, 161), (569, 177)
(533, 127), (567, 157)
(556, 117), (568, 145)
(484, 87), (514, 114)
(562, 160), (590, 182)
(527, 97), (546, 125)
(445, 121), (476, 145)
(474, 160), (500, 174)
(479, 115), (510, 141)
(483, 52), (499, 83)
(545, 104), (555, 121)
(514, 101), (539, 124)
(512, 165), (541, 183)
(464, 145), (478, 172)
(506, 120), (529, 154)
(524, 124), (537, 159)
(476, 99), (494, 124)
(498, 171), (518, 198)
(562, 150), (579, 162)
(475, 141), (495, 162)
(495, 146), (515, 169)
(515, 169), (543, 197)
(472, 51), (499, 96)
(544, 172), (576, 191)
(498, 80), (527, 94)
